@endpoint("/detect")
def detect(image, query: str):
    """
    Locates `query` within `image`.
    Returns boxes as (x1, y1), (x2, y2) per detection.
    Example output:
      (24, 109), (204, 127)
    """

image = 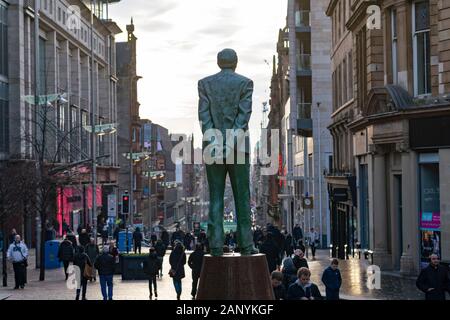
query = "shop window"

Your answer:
(419, 154), (440, 269)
